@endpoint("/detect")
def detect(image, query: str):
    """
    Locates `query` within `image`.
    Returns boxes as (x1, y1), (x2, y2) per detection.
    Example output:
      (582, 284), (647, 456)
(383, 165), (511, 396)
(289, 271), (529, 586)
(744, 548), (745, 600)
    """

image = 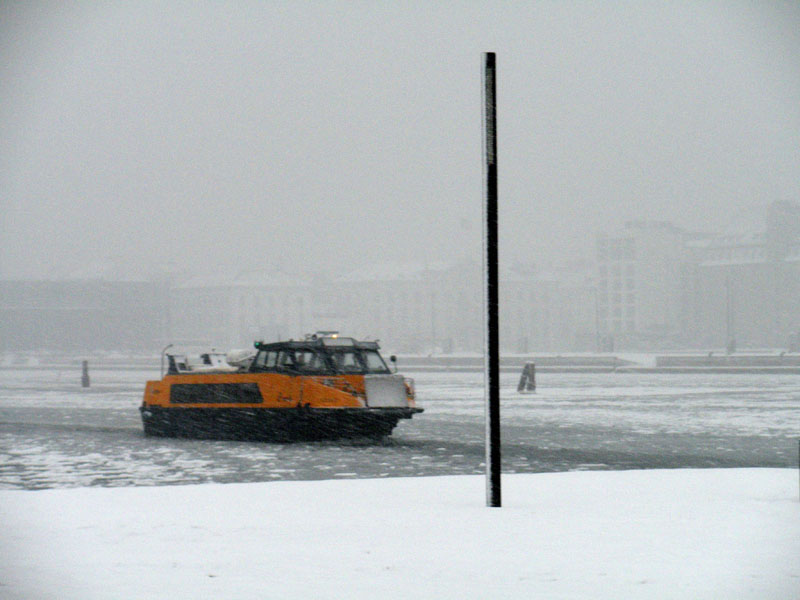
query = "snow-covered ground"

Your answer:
(1, 469), (798, 599)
